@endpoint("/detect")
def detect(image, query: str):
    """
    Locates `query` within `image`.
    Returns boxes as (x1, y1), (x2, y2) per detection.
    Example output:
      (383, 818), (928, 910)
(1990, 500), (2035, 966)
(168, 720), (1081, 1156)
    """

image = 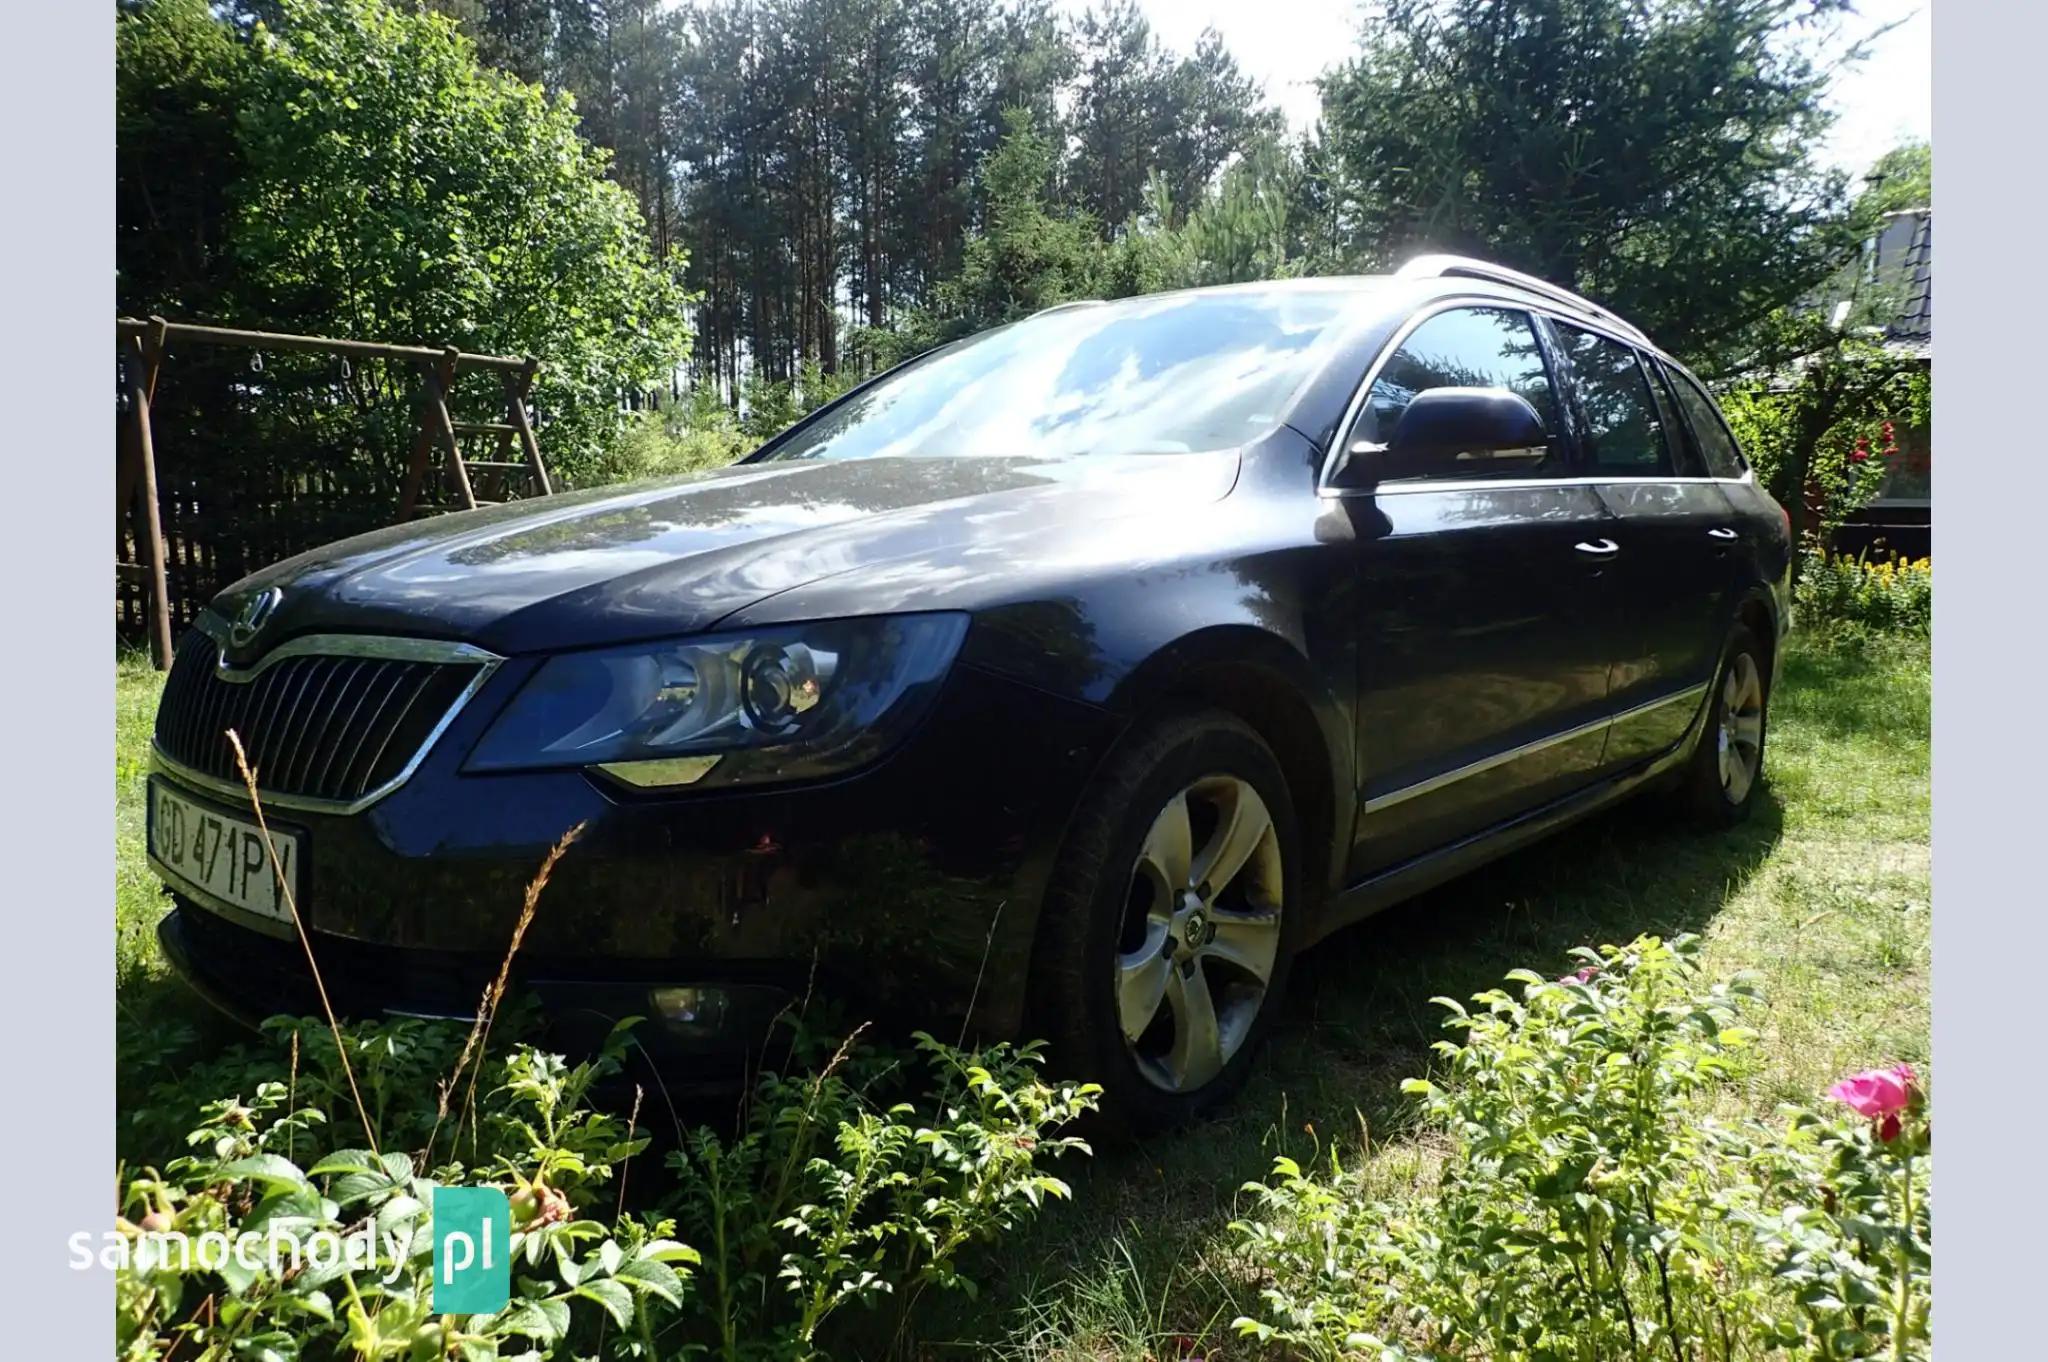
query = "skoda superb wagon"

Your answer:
(148, 255), (1790, 1126)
